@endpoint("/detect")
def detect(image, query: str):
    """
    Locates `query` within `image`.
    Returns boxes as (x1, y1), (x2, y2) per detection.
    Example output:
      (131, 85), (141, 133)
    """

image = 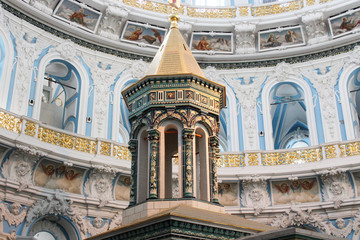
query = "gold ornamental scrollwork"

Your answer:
(0, 111), (22, 133)
(261, 148), (322, 166)
(187, 7), (236, 18)
(325, 145), (337, 159)
(339, 142), (360, 157)
(247, 153), (259, 166)
(306, 0), (316, 6)
(218, 154), (245, 167)
(238, 6), (250, 17)
(251, 0), (303, 16)
(24, 121), (36, 137)
(100, 142), (111, 156)
(123, 0), (185, 15)
(38, 127), (97, 154)
(113, 145), (131, 161)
